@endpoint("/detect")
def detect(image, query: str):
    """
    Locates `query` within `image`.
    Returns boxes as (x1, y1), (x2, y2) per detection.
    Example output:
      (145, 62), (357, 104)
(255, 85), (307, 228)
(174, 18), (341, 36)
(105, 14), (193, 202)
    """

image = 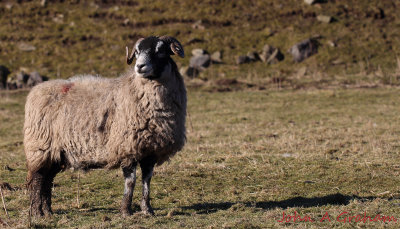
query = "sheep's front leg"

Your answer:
(139, 157), (156, 215)
(120, 162), (137, 216)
